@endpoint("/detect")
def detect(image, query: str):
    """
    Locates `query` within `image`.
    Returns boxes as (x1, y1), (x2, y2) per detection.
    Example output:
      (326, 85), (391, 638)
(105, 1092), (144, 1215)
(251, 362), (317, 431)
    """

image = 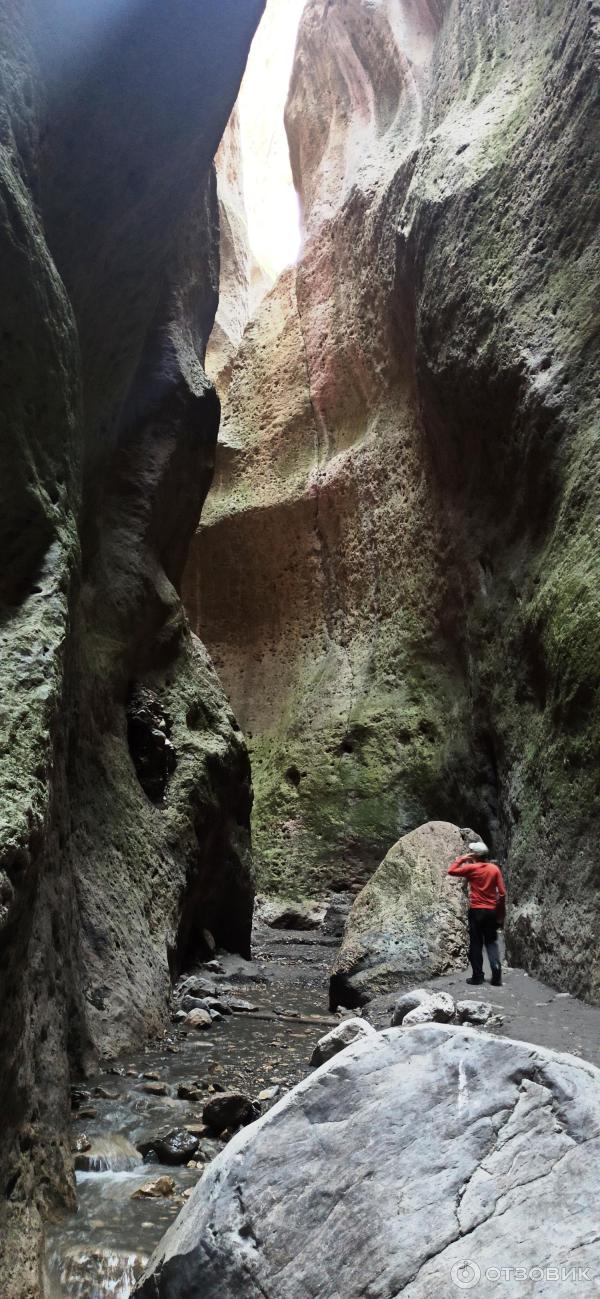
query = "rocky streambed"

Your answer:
(42, 893), (600, 1299)
(43, 915), (343, 1299)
